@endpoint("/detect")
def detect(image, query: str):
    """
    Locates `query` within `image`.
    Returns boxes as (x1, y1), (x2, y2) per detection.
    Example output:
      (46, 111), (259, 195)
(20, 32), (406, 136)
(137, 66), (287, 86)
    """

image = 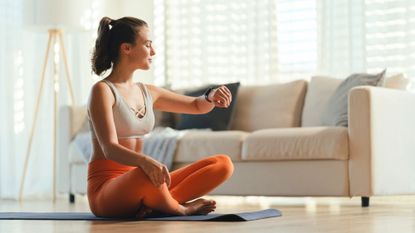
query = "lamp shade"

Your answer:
(24, 0), (121, 32)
